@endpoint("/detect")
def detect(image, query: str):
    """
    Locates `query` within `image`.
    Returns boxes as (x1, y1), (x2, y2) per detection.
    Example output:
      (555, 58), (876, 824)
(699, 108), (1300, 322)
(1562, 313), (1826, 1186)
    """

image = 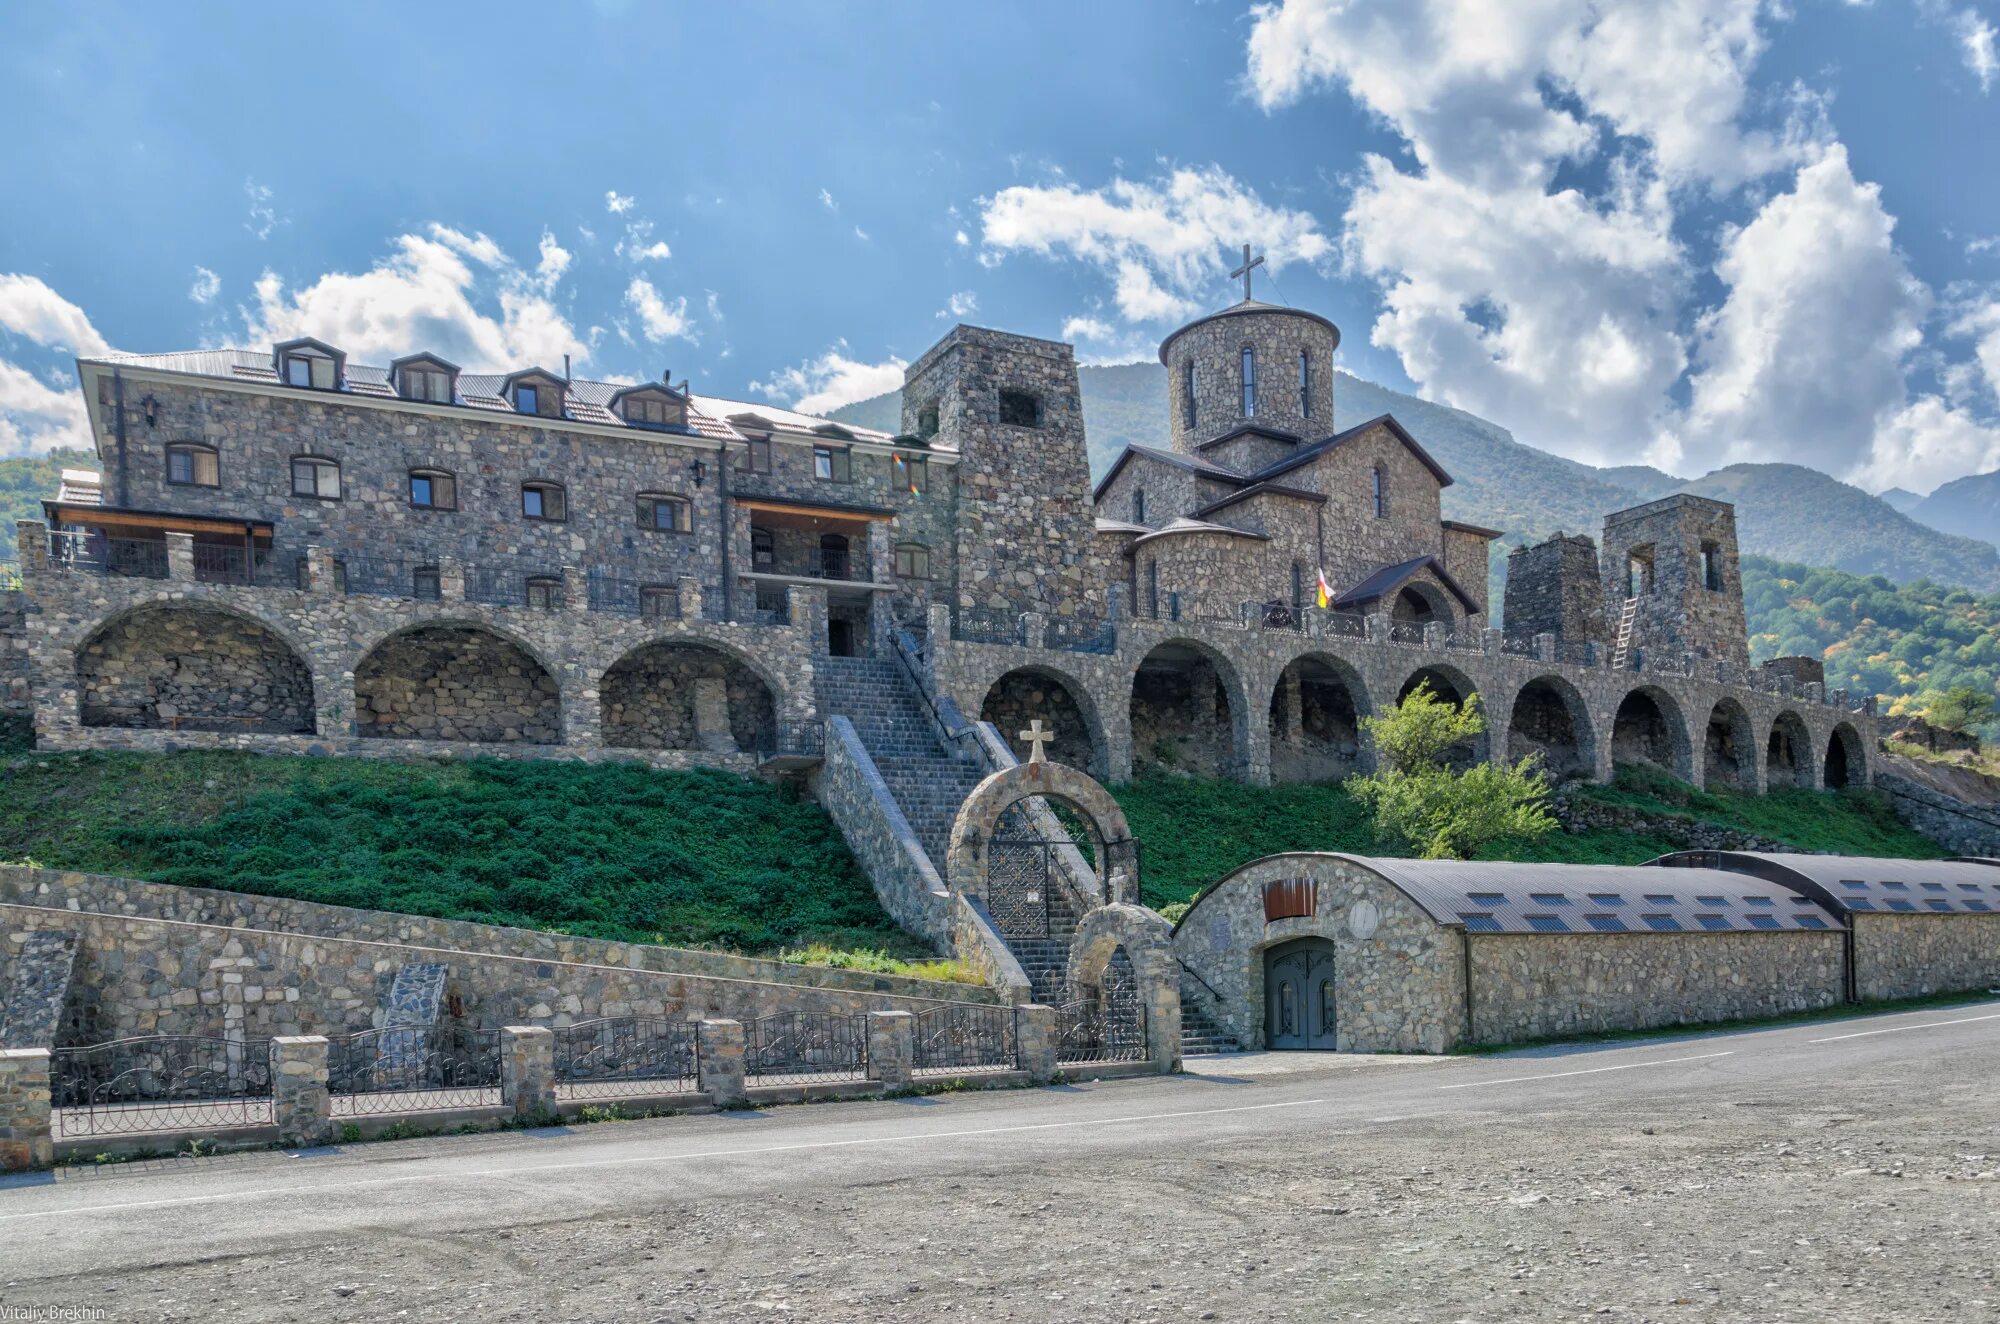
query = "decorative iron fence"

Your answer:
(1315, 609), (1367, 639)
(191, 542), (255, 584)
(758, 718), (825, 761)
(1047, 615), (1116, 654)
(912, 1004), (1018, 1076)
(49, 532), (170, 581)
(744, 1012), (870, 1085)
(327, 1024), (502, 1116)
(1243, 599), (1302, 632)
(585, 570), (686, 621)
(1441, 629), (1486, 653)
(551, 1017), (701, 1101)
(344, 557), (439, 600)
(1388, 621), (1426, 645)
(1499, 633), (1539, 657)
(955, 607), (1023, 646)
(1053, 1000), (1147, 1066)
(51, 1034), (274, 1138)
